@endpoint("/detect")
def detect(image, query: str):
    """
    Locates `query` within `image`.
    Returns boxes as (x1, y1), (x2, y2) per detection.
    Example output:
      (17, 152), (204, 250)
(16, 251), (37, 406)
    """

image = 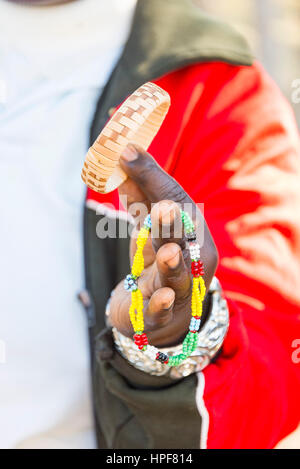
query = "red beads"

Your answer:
(133, 332), (148, 350)
(191, 260), (204, 277)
